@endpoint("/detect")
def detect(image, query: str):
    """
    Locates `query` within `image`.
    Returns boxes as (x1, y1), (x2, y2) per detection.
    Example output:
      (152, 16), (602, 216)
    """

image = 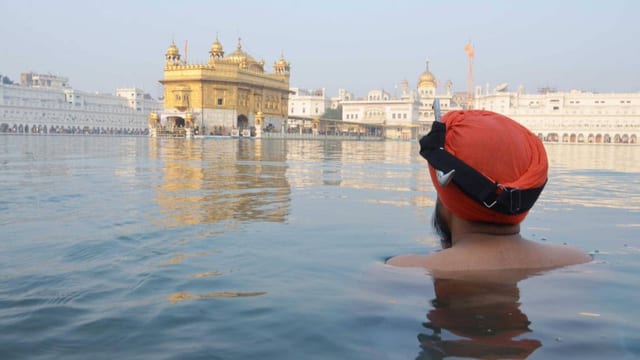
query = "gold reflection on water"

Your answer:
(167, 291), (267, 304)
(160, 251), (217, 266)
(150, 139), (291, 227)
(149, 139), (438, 226)
(169, 255), (185, 265)
(190, 271), (222, 279)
